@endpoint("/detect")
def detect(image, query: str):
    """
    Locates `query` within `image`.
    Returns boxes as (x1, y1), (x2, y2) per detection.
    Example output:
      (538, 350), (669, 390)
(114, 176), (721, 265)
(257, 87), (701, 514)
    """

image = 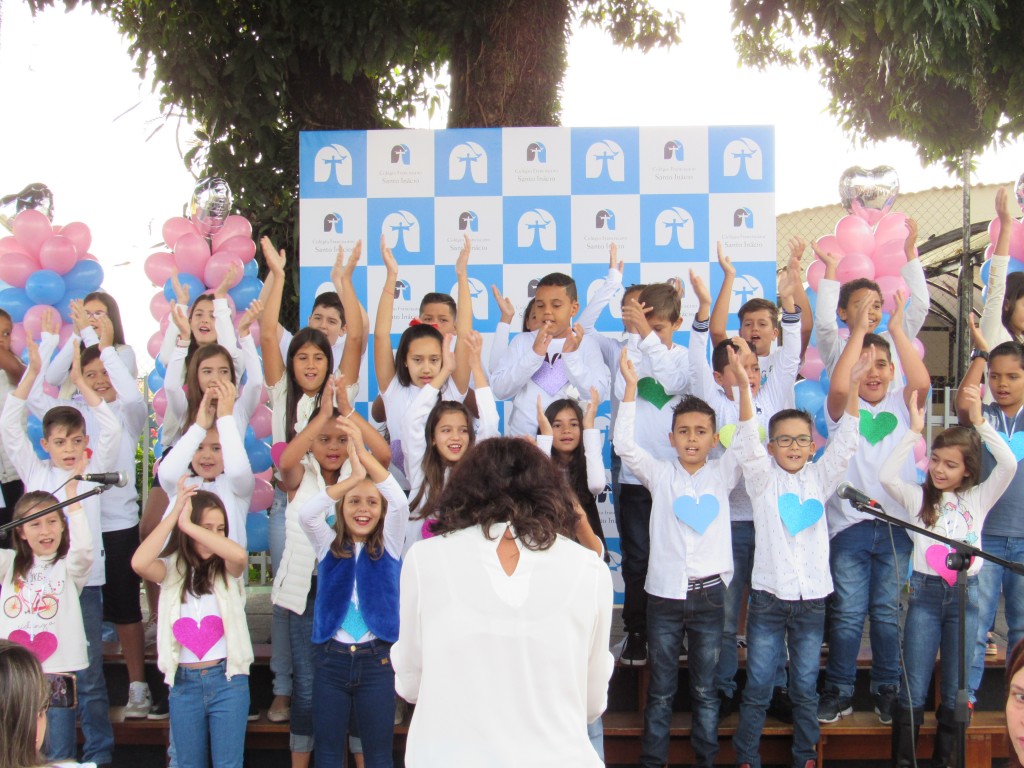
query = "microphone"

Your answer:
(74, 472), (129, 488)
(836, 481), (880, 509)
